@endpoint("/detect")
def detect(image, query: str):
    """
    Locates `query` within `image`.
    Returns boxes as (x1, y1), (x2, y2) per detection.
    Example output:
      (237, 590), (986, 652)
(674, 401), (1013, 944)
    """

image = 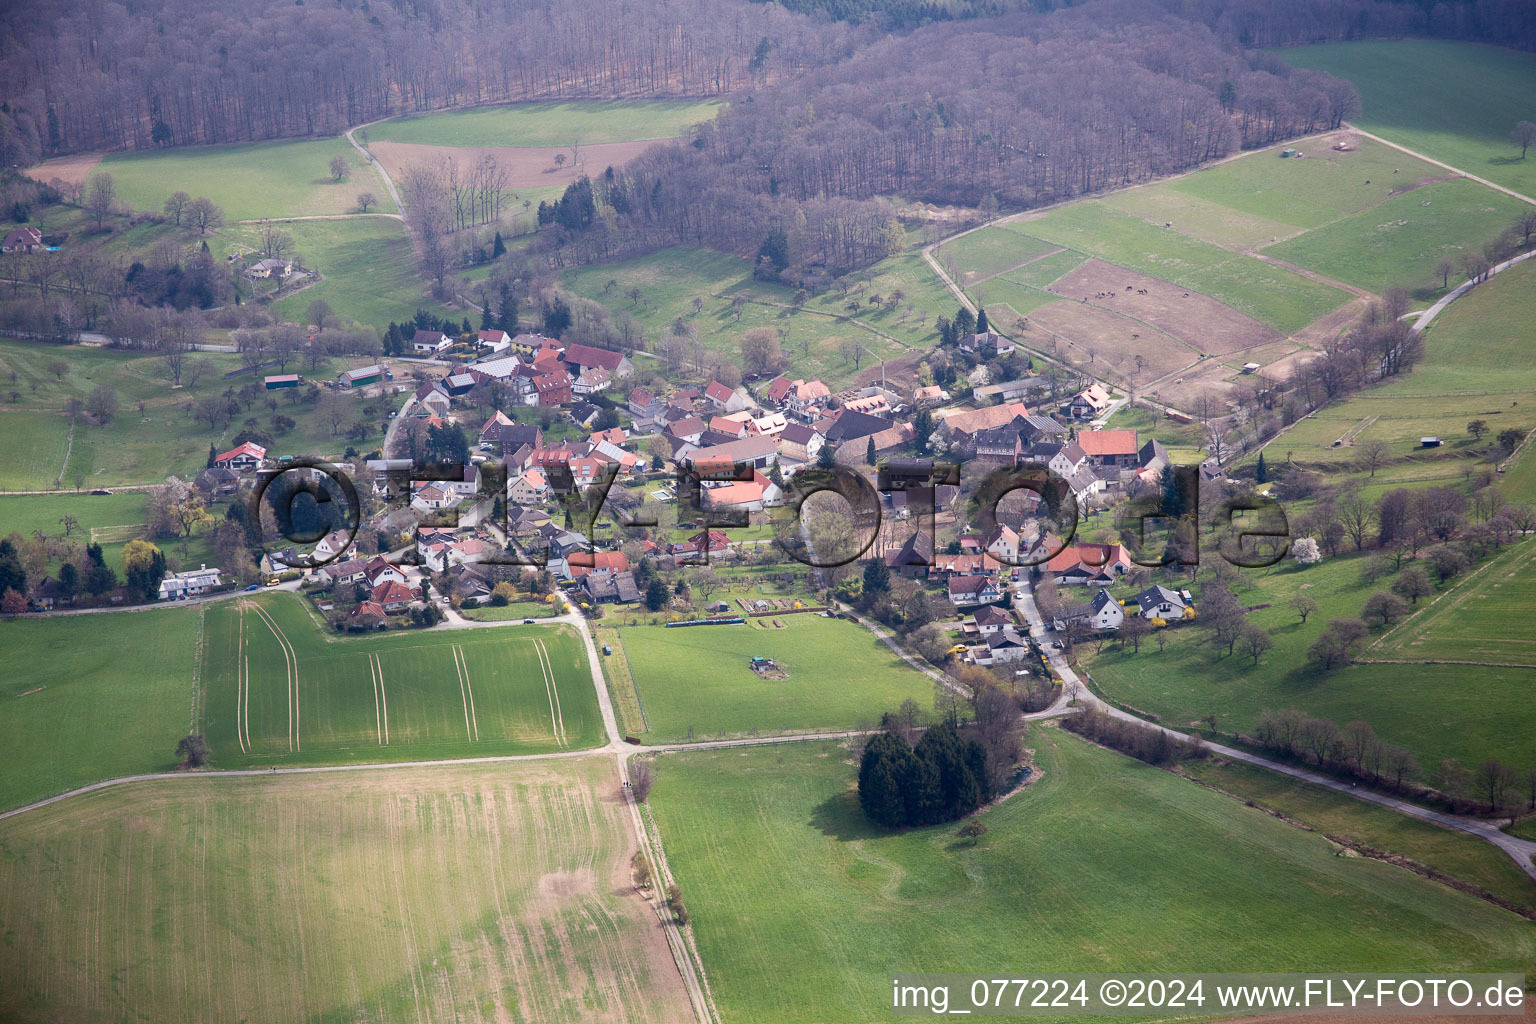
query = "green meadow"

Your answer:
(1085, 545), (1536, 773)
(1370, 539), (1536, 666)
(366, 98), (726, 148)
(619, 612), (933, 741)
(559, 246), (952, 386)
(1263, 177), (1530, 294)
(648, 731), (1536, 1024)
(1105, 135), (1443, 247)
(200, 593), (603, 767)
(1265, 256), (1536, 484)
(222, 217), (461, 328)
(0, 338), (384, 490)
(1183, 755), (1536, 914)
(1001, 201), (1349, 332)
(1281, 40), (1536, 200)
(0, 605), (200, 811)
(100, 137), (396, 220)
